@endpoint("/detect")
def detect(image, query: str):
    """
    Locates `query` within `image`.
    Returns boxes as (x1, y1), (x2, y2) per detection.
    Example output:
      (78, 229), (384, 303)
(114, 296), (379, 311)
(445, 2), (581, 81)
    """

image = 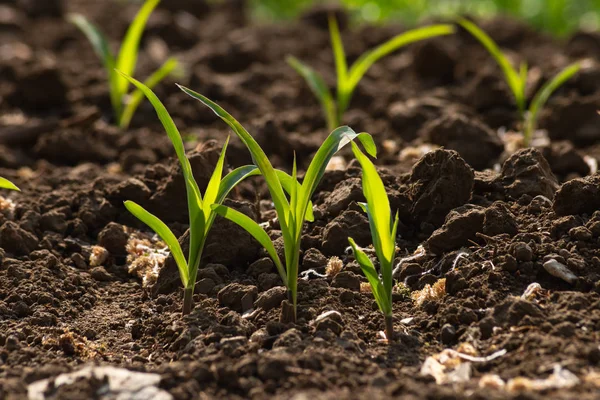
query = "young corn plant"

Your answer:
(287, 17), (454, 130)
(459, 19), (580, 146)
(347, 142), (398, 341)
(0, 178), (19, 191)
(117, 71), (259, 315)
(69, 0), (178, 129)
(178, 84), (376, 322)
